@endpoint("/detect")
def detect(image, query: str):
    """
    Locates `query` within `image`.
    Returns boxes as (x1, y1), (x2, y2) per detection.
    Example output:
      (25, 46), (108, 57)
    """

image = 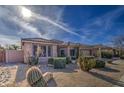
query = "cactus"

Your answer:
(26, 66), (47, 87)
(28, 56), (39, 66)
